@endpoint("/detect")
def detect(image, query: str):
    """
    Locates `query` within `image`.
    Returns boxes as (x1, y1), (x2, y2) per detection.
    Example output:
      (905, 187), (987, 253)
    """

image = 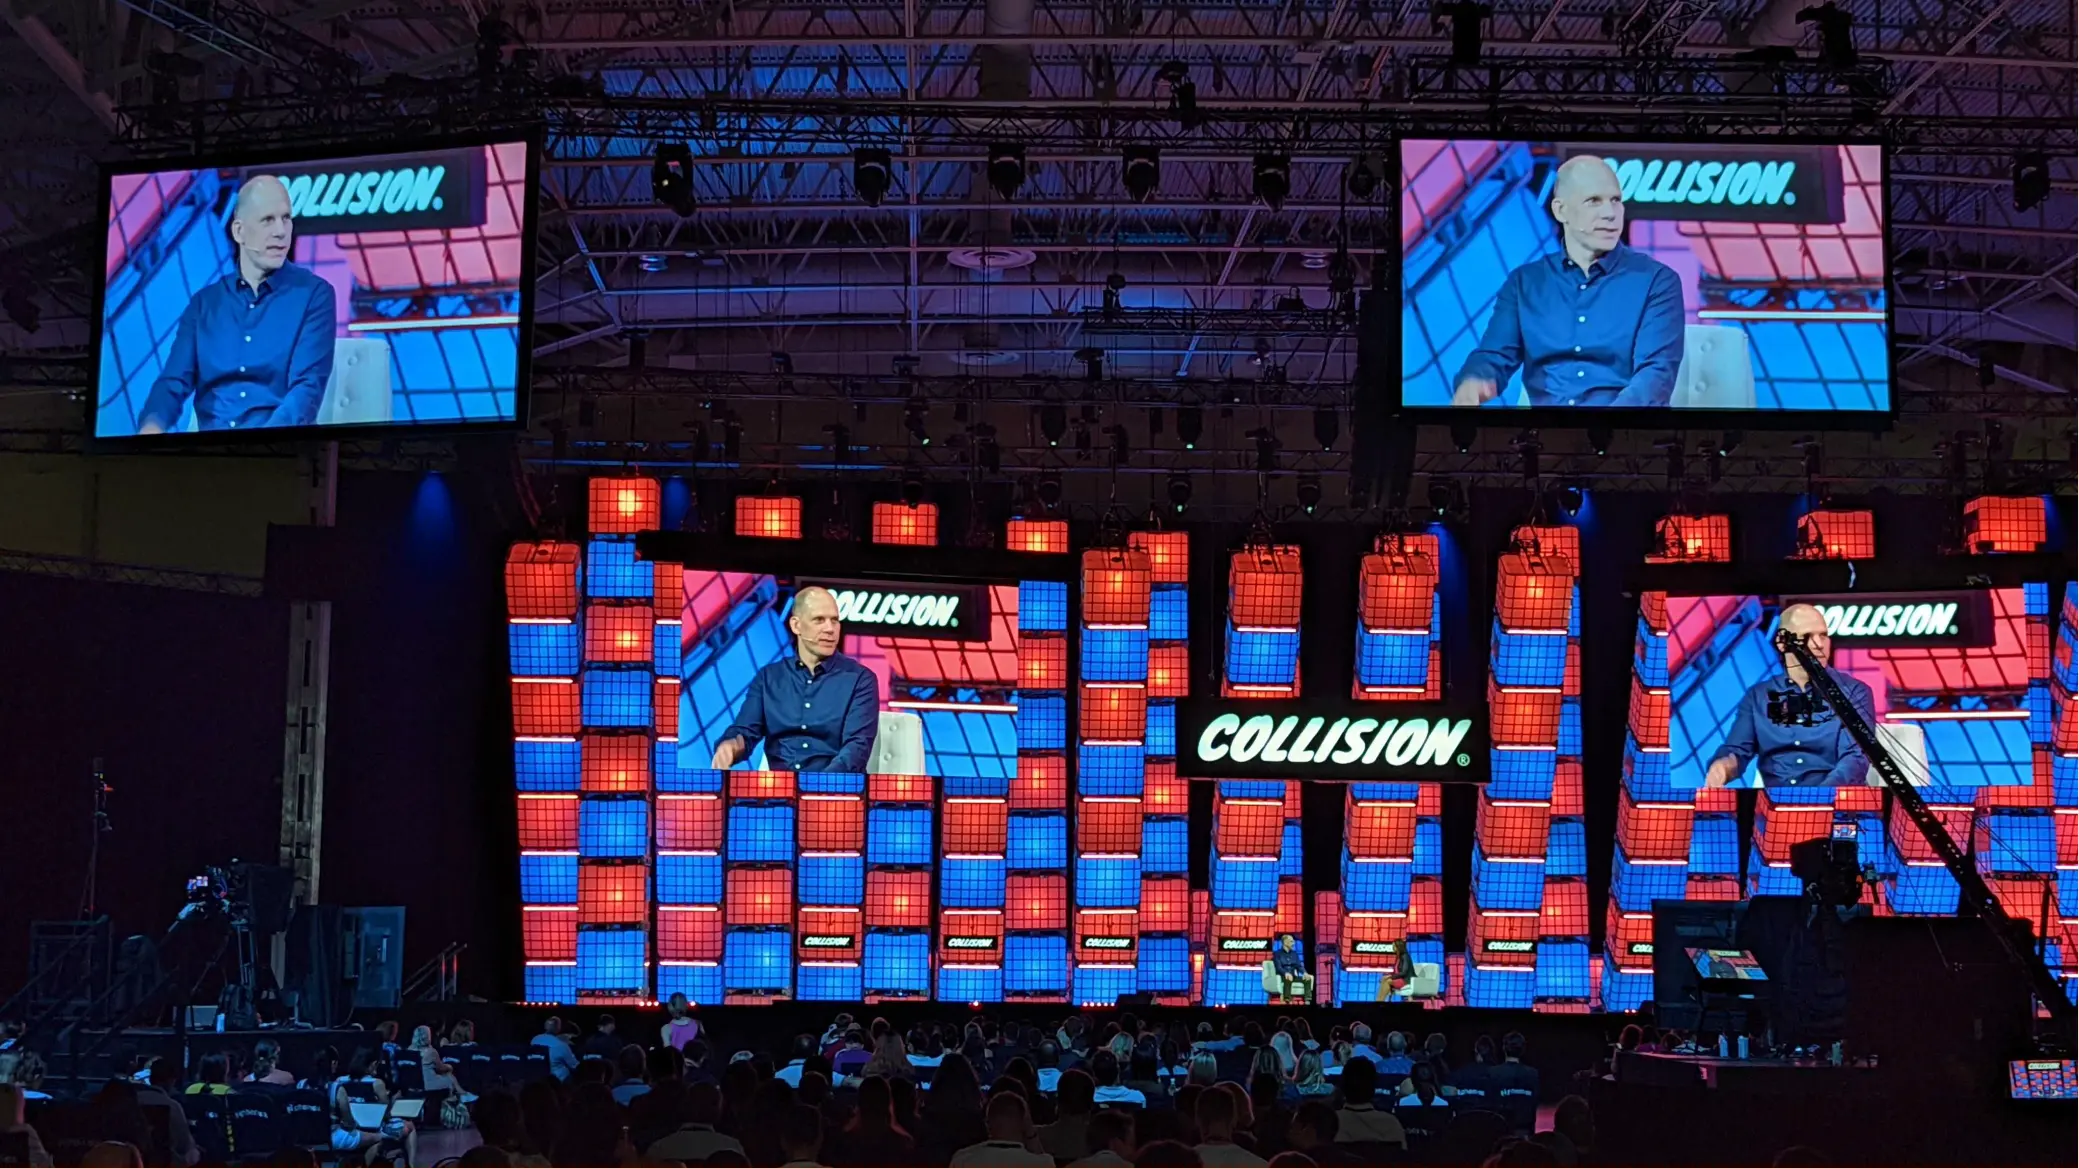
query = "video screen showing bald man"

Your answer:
(94, 140), (533, 440)
(712, 585), (883, 774)
(1400, 140), (1891, 413)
